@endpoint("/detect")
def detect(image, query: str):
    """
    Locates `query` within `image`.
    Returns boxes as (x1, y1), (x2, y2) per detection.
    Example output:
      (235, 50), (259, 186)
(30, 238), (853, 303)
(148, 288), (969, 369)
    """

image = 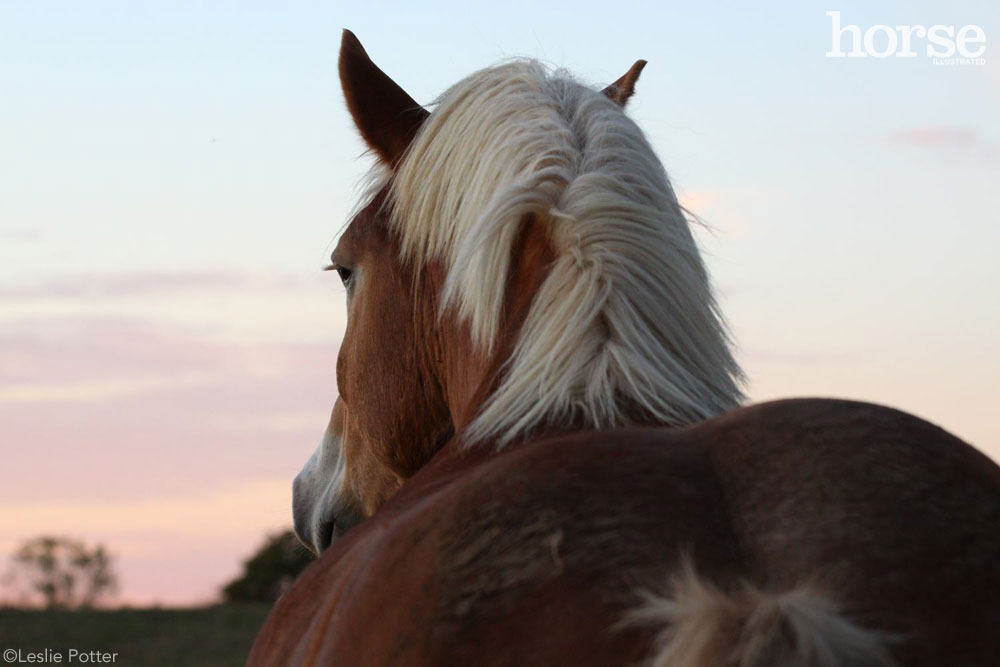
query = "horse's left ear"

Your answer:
(339, 30), (429, 165)
(602, 60), (647, 107)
